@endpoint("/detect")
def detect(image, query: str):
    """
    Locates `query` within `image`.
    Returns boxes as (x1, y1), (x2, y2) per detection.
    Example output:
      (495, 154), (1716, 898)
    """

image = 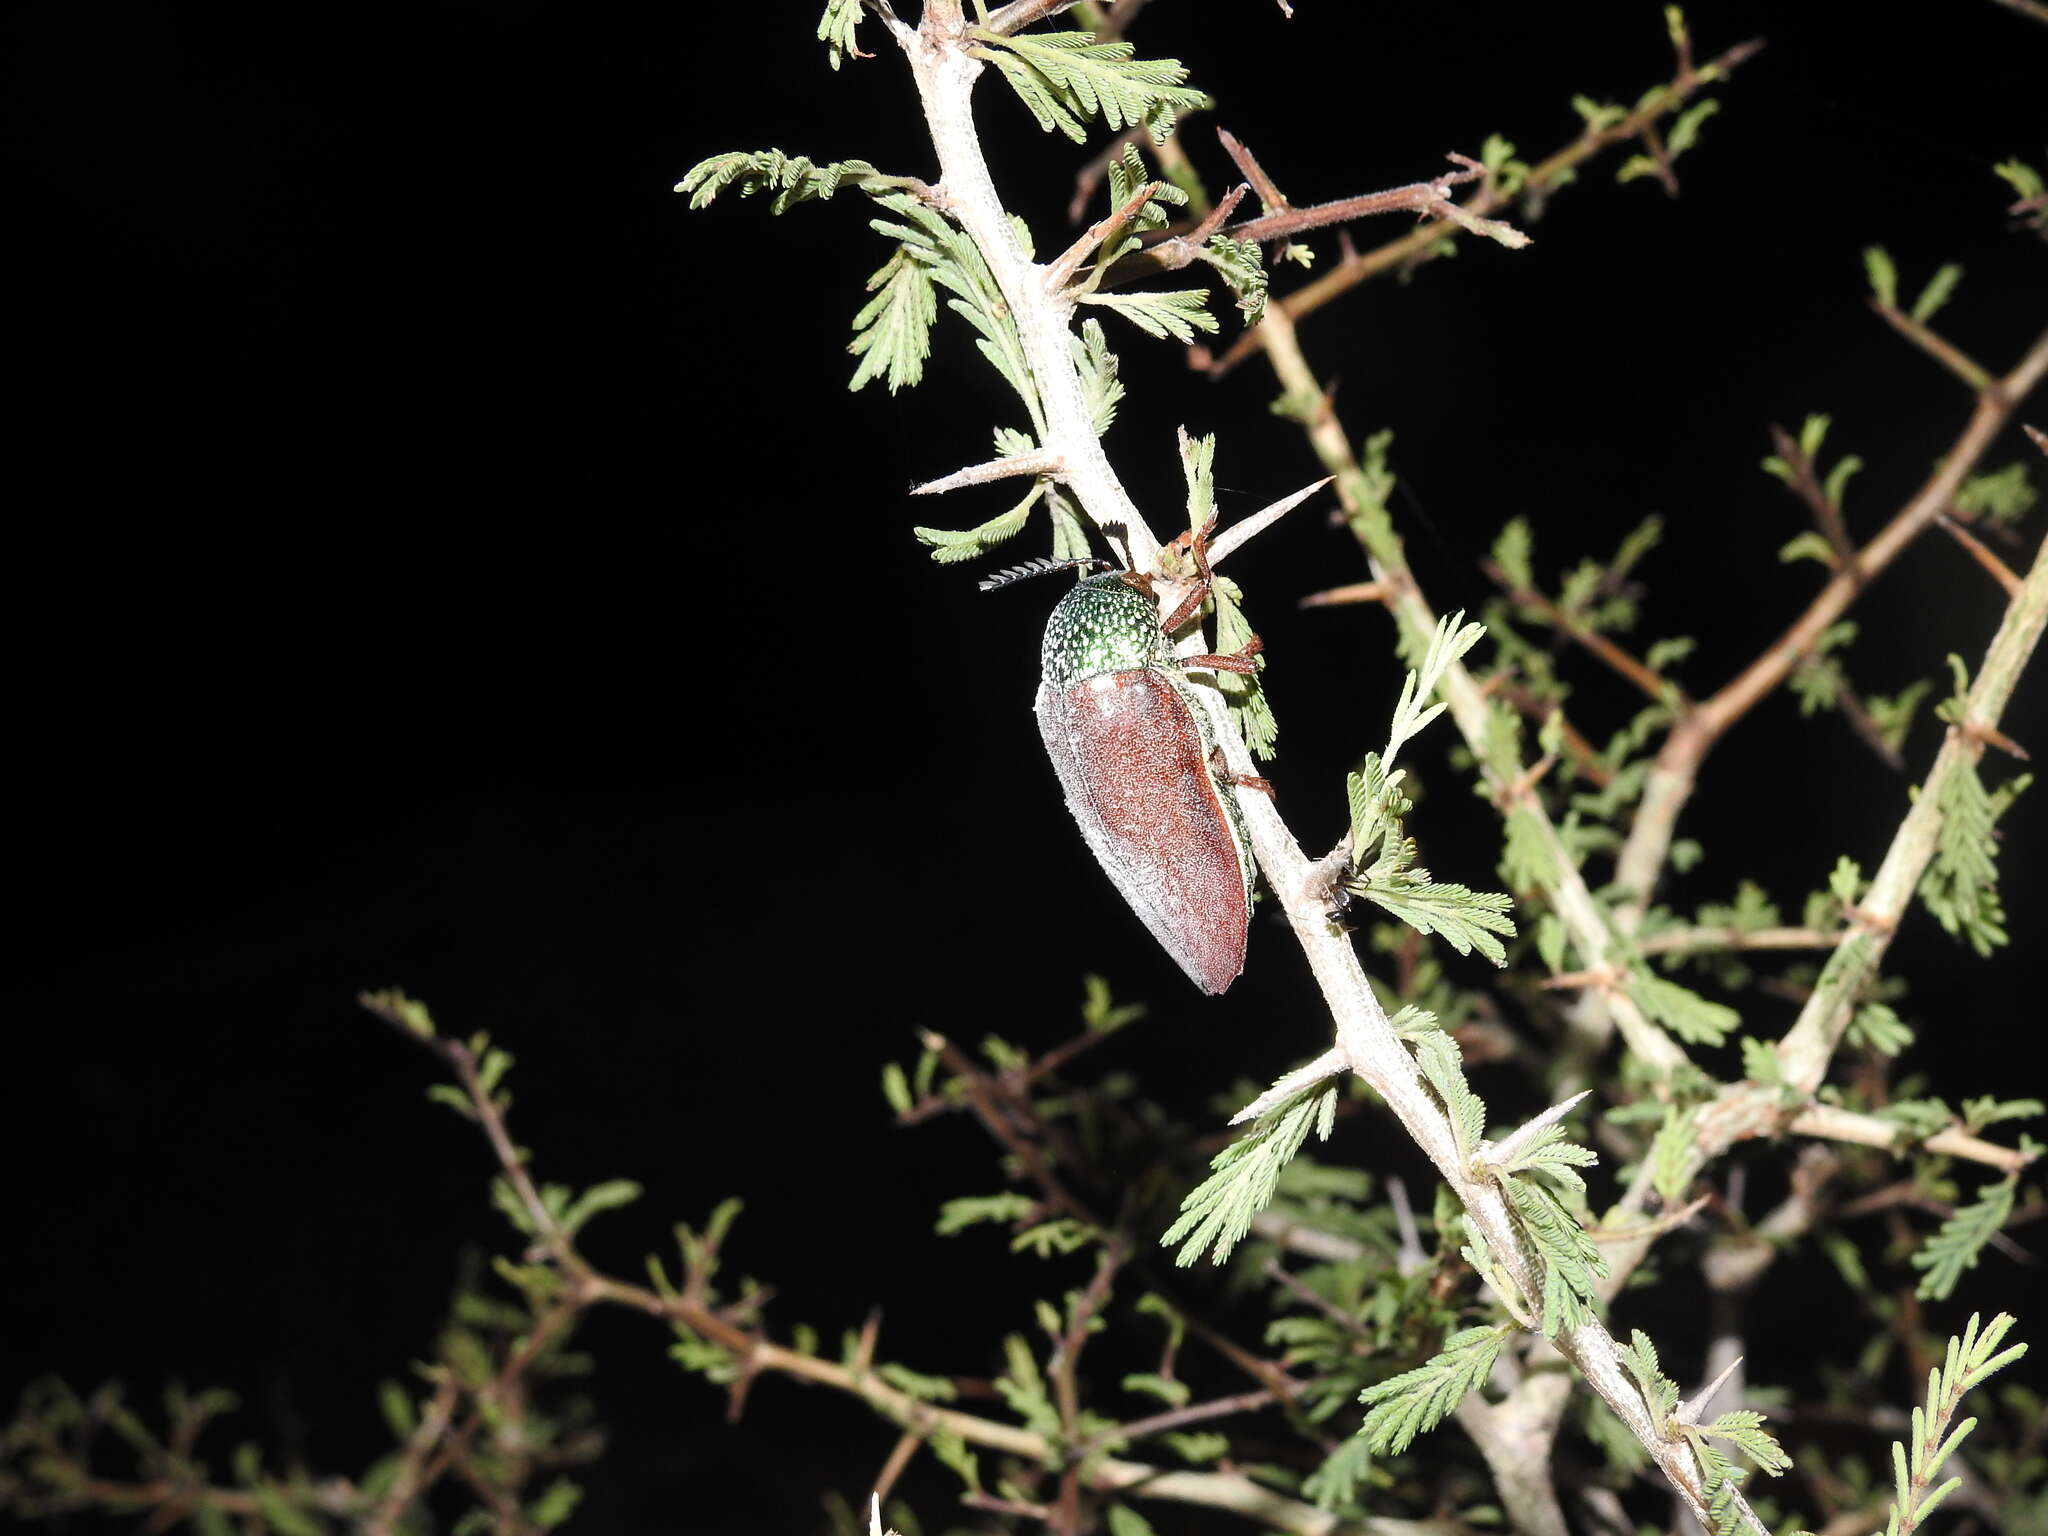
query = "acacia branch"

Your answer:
(887, 13), (1755, 1527)
(1481, 557), (1687, 706)
(1201, 37), (1763, 376)
(1253, 301), (1686, 1080)
(1611, 324), (2048, 924)
(1600, 523), (2048, 1297)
